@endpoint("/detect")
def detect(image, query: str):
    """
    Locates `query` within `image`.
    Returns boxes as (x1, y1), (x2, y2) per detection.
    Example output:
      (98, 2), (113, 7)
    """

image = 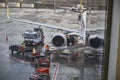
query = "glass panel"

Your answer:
(0, 0), (108, 80)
